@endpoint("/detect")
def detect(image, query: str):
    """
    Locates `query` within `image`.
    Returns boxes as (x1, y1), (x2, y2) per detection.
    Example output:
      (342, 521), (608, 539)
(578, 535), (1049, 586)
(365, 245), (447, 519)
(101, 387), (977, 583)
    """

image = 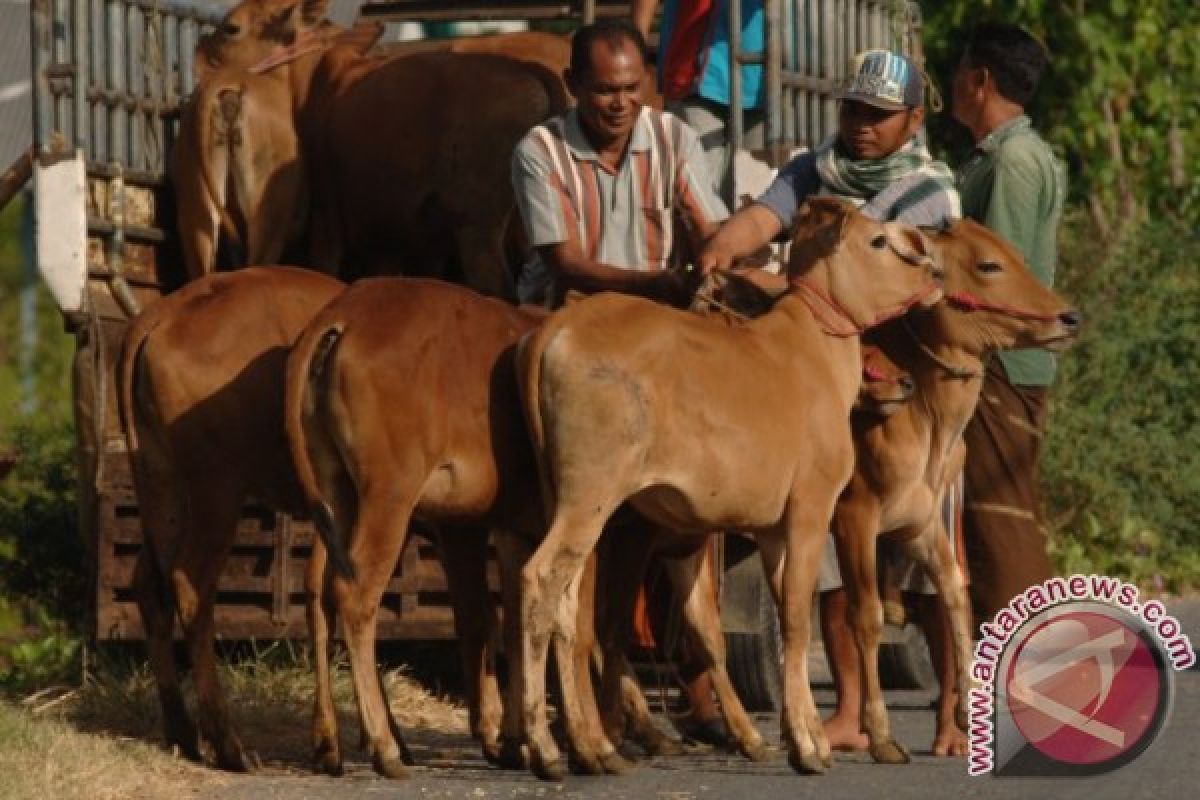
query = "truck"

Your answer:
(26, 0), (932, 711)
